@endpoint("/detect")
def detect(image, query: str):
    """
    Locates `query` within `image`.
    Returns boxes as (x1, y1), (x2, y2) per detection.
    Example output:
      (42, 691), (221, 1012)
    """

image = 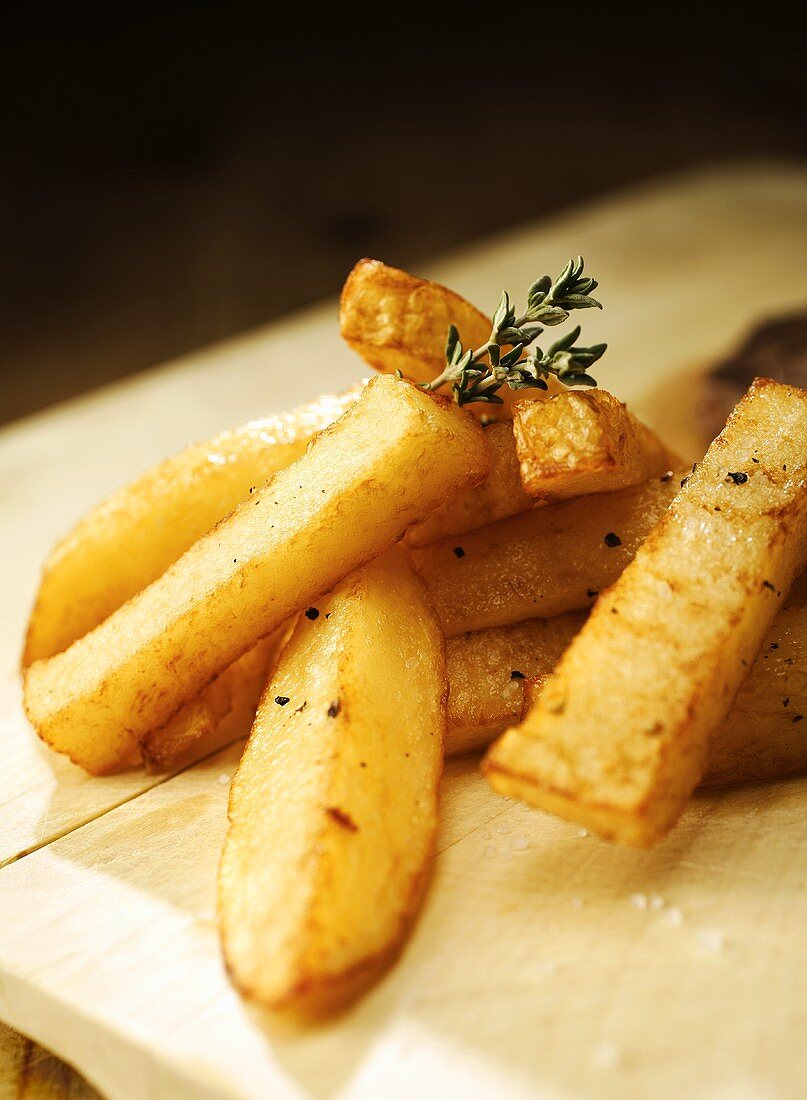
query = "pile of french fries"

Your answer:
(22, 259), (807, 1010)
